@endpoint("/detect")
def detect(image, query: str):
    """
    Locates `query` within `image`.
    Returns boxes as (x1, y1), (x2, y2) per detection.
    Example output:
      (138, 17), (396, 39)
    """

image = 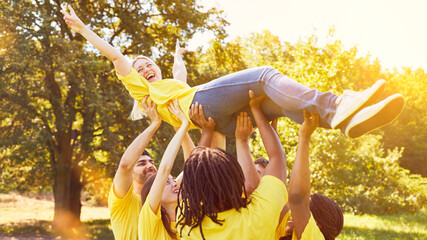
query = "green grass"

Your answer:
(338, 210), (427, 240)
(0, 207), (425, 239)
